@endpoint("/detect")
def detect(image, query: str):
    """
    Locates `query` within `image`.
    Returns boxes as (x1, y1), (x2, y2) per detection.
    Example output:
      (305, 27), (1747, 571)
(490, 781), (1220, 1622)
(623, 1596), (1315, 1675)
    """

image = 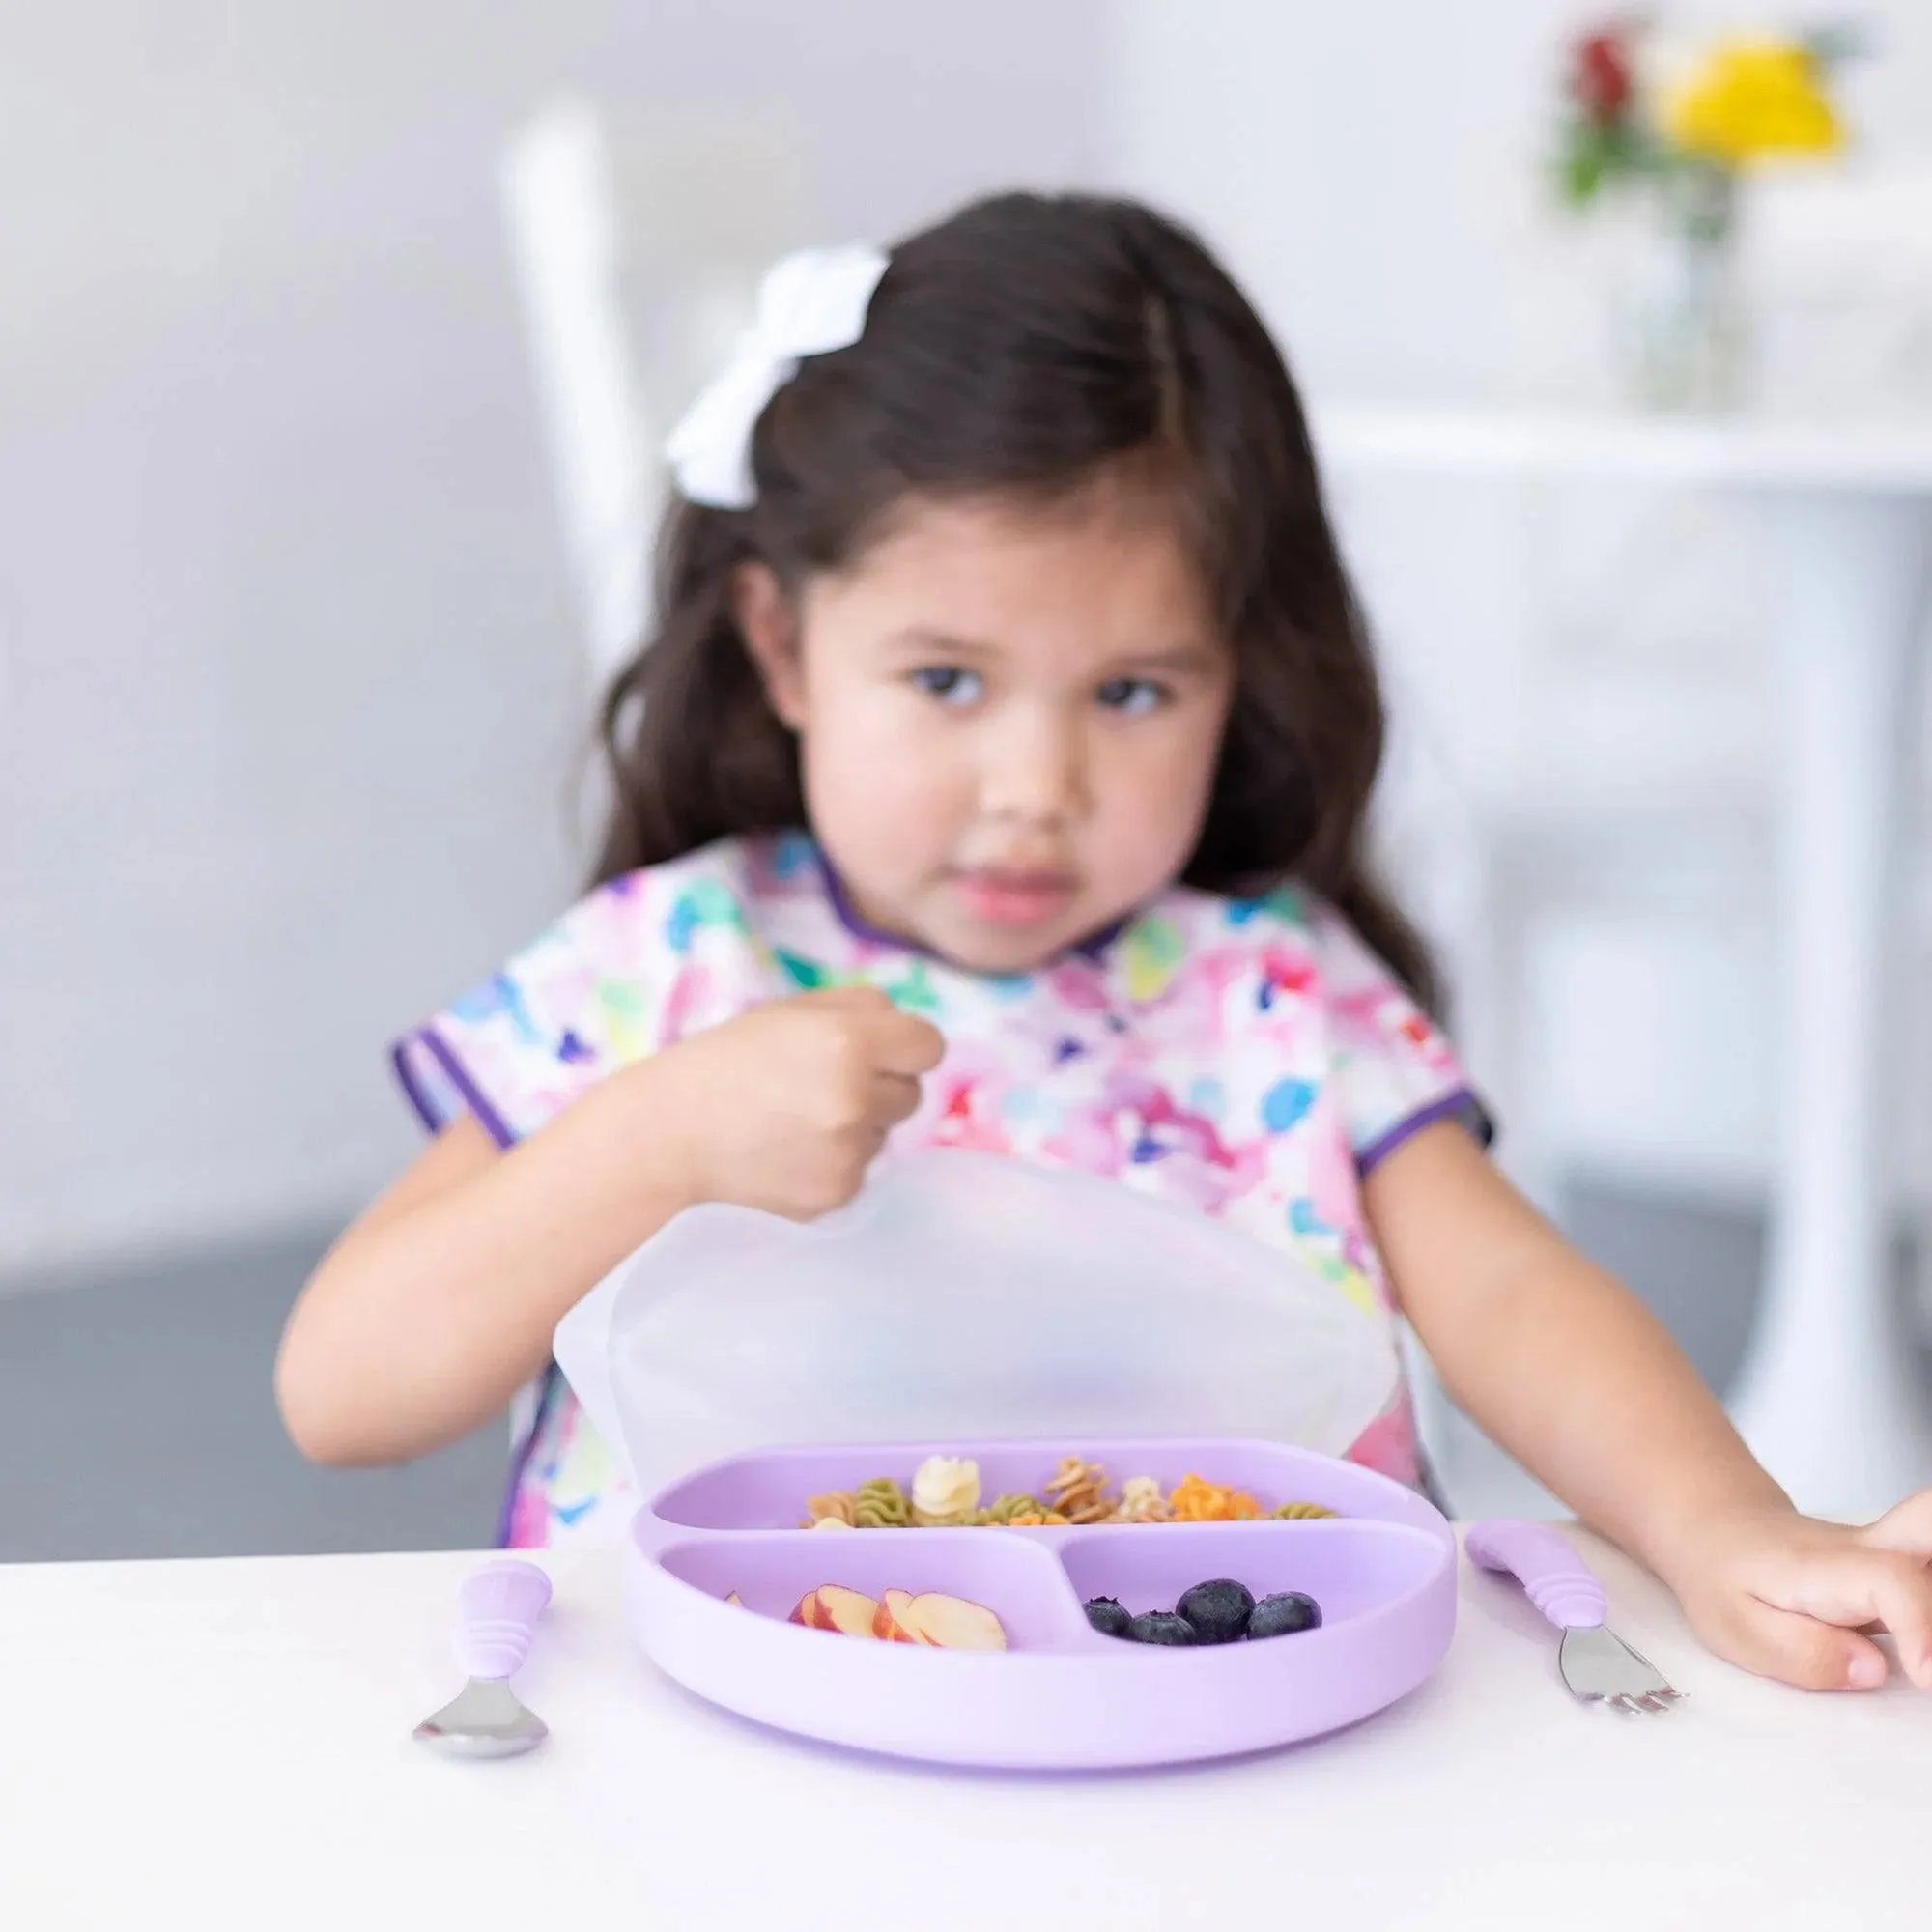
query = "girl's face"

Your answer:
(738, 490), (1235, 974)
